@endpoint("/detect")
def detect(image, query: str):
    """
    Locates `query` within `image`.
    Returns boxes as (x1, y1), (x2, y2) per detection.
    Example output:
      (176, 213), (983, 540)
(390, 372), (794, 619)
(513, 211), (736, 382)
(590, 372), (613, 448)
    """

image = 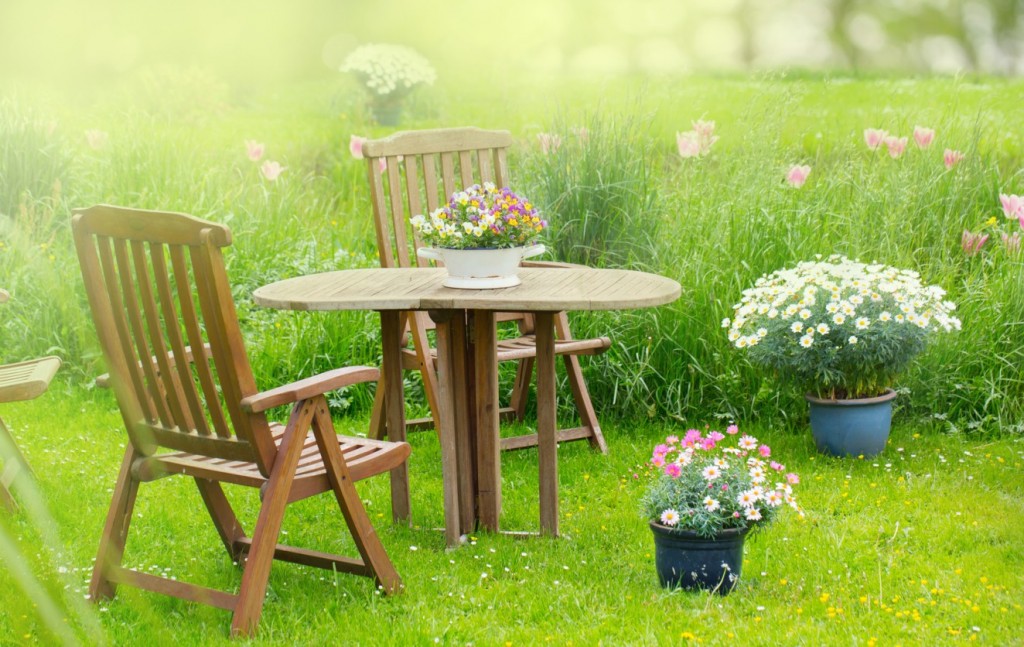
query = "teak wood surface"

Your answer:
(254, 266), (680, 545)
